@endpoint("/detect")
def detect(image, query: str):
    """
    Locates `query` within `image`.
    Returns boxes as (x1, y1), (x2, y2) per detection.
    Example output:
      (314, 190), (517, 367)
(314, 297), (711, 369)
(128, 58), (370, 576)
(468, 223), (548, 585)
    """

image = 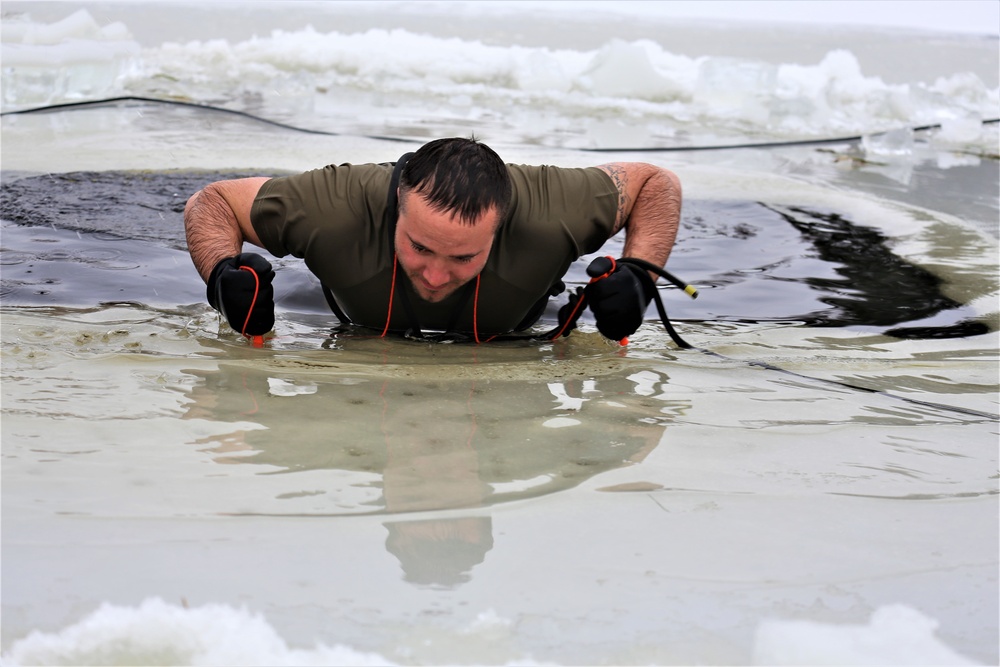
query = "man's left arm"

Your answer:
(582, 163), (681, 342)
(597, 162), (682, 271)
